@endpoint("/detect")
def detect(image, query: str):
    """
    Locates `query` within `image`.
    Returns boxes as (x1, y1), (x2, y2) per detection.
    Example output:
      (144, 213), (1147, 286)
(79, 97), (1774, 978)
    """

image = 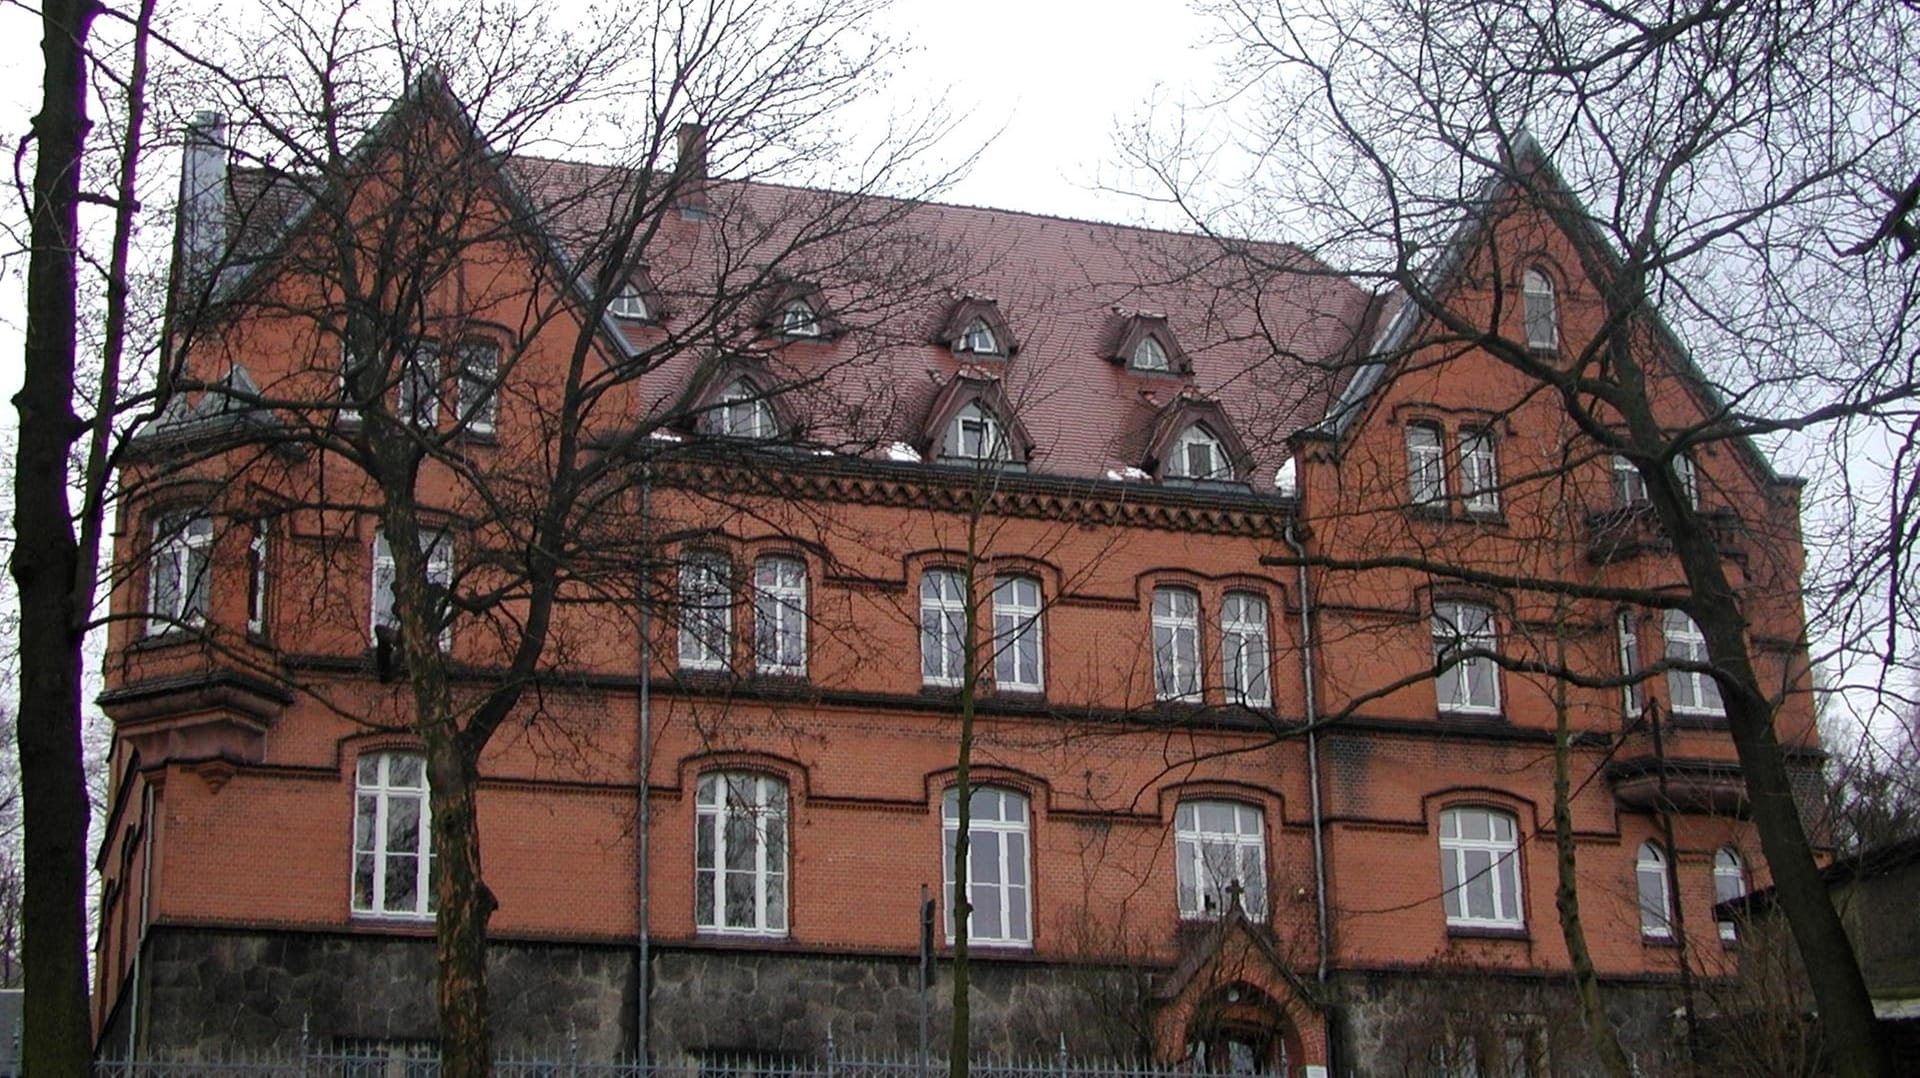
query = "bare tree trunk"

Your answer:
(426, 727), (497, 1078)
(12, 0), (102, 1070)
